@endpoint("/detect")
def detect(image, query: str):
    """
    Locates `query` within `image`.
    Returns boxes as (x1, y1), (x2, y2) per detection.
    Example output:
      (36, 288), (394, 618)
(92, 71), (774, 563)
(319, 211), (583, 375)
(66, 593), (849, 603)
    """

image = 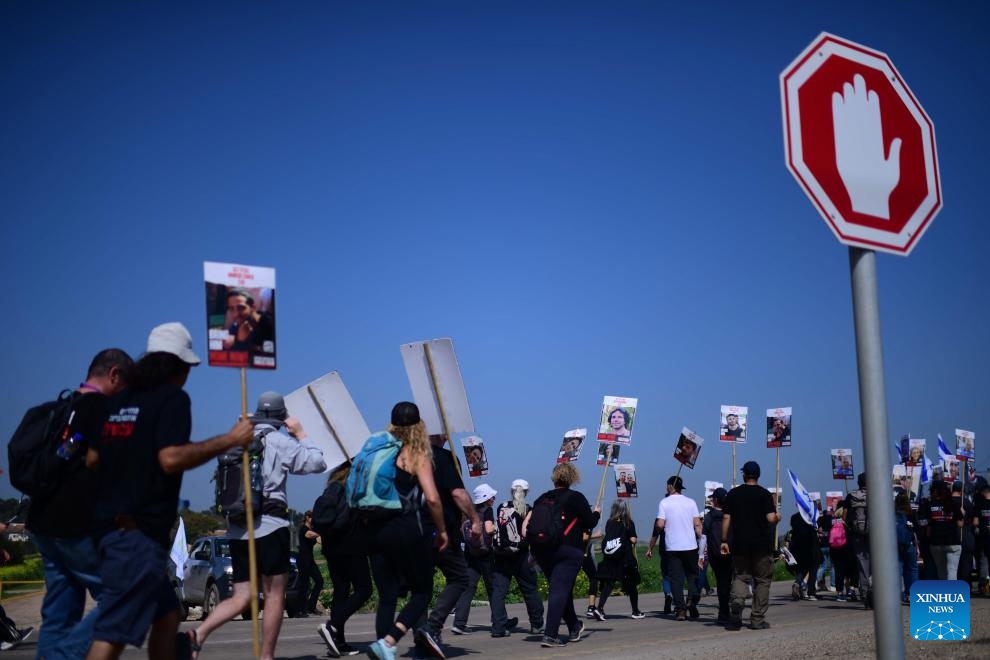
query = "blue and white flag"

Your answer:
(788, 468), (817, 527)
(919, 453), (934, 485)
(169, 516), (188, 581)
(937, 434), (953, 462)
